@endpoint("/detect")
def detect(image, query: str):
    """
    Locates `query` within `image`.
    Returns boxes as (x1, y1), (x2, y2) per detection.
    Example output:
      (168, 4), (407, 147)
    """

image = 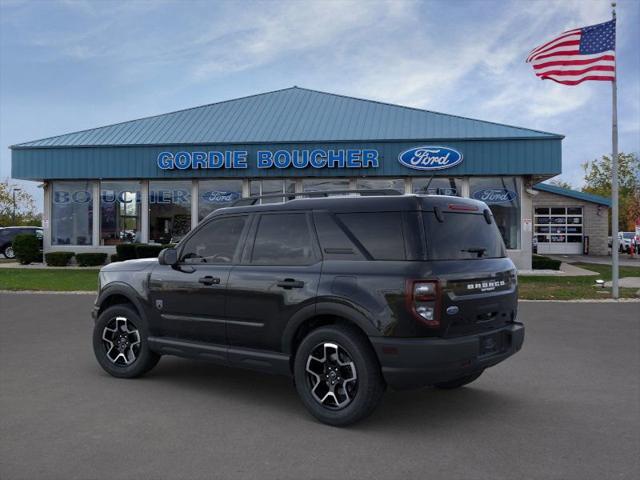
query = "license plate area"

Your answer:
(479, 332), (507, 357)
